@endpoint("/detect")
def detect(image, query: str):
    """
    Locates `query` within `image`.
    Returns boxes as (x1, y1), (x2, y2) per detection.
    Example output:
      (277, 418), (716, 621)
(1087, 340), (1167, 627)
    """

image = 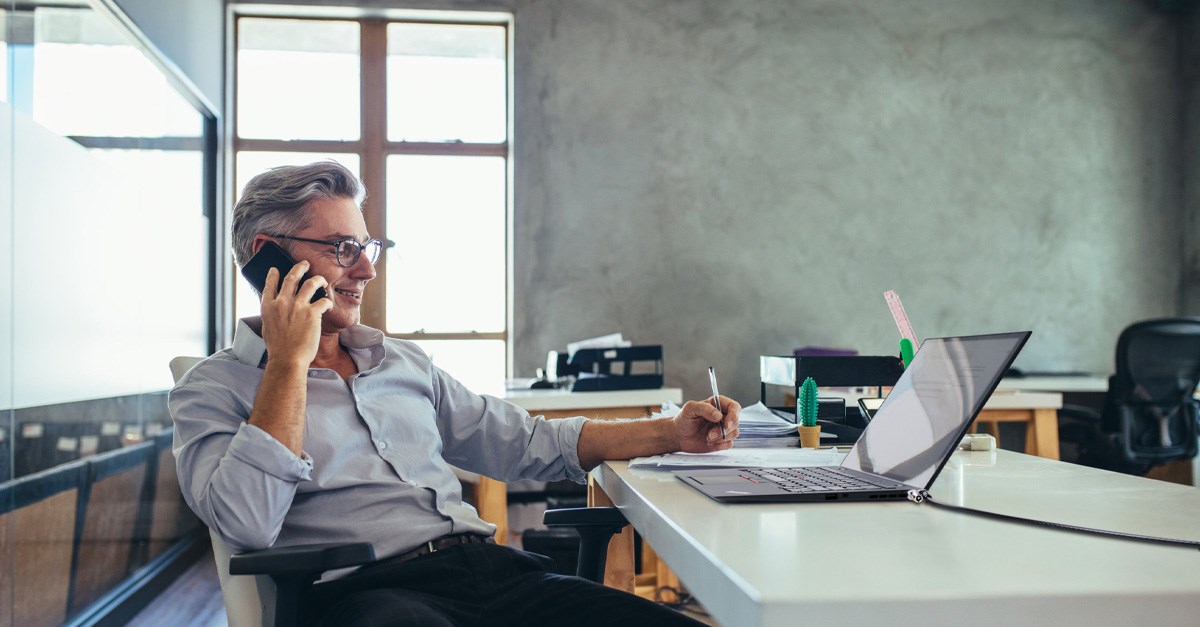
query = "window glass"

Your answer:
(237, 18), (360, 141)
(1, 11), (8, 103)
(385, 155), (506, 333)
(31, 9), (201, 138)
(233, 151), (362, 322)
(4, 2), (211, 622)
(412, 339), (506, 395)
(386, 23), (506, 143)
